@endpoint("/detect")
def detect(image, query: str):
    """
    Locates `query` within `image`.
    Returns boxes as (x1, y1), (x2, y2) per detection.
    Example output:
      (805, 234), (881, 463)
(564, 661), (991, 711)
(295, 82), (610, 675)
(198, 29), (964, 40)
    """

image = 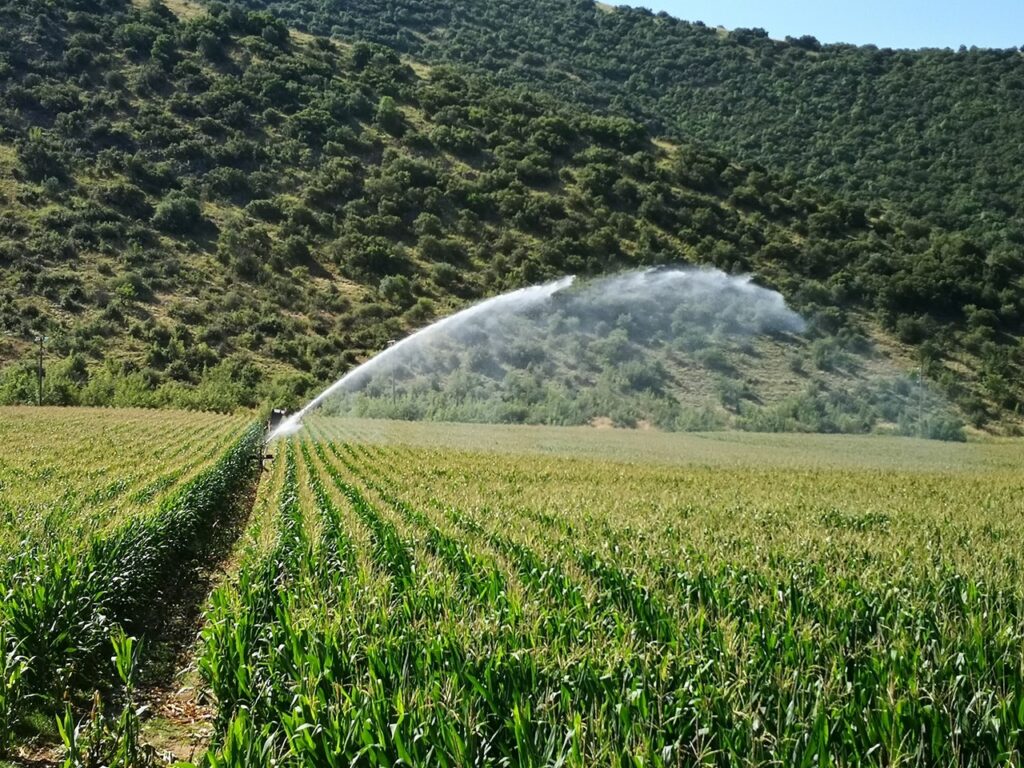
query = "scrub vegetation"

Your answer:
(0, 0), (1020, 430)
